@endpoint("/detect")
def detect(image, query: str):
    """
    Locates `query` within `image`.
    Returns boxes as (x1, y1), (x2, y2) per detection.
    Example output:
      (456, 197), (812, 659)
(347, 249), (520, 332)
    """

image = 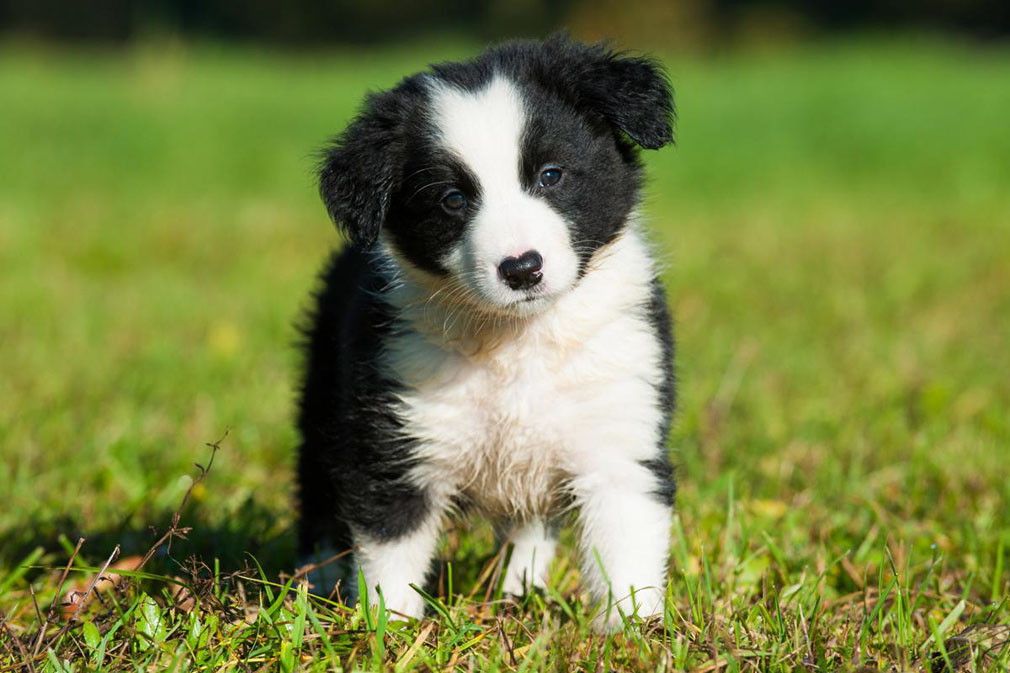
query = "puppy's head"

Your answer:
(319, 35), (674, 316)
